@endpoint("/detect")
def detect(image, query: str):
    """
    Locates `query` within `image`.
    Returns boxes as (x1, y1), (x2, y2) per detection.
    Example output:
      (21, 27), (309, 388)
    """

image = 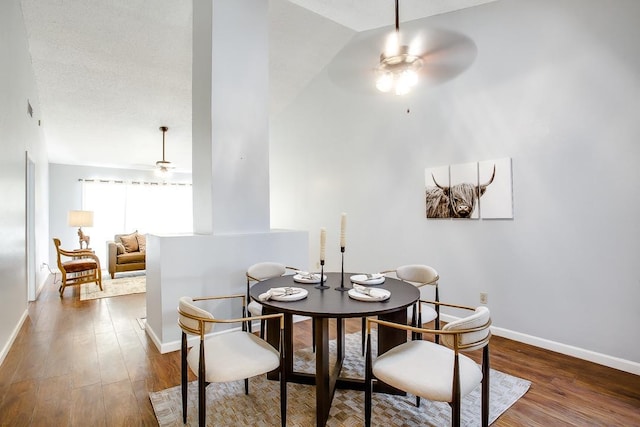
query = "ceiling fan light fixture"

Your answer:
(375, 45), (423, 95)
(375, 0), (423, 96)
